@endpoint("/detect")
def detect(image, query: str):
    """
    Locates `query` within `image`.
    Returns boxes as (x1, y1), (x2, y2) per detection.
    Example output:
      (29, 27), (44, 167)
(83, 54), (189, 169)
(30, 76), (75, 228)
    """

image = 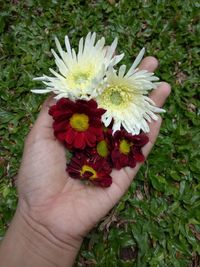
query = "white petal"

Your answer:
(33, 76), (47, 81)
(106, 37), (118, 61)
(109, 53), (124, 68)
(126, 47), (145, 77)
(31, 89), (52, 94)
(49, 68), (65, 80)
(118, 65), (126, 78)
(55, 37), (64, 58)
(113, 120), (121, 133)
(51, 49), (68, 76)
(65, 35), (72, 57)
(77, 37), (84, 61)
(95, 37), (105, 51)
